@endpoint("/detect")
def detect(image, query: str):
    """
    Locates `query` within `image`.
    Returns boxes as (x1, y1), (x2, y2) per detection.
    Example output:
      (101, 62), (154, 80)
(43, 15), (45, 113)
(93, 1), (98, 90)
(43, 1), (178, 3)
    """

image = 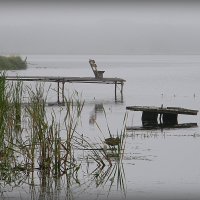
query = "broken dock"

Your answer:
(126, 106), (198, 129)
